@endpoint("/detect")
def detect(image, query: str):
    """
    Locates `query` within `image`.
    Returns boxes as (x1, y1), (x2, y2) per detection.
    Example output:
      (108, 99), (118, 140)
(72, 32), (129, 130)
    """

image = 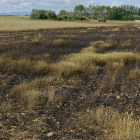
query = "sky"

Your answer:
(0, 0), (140, 15)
